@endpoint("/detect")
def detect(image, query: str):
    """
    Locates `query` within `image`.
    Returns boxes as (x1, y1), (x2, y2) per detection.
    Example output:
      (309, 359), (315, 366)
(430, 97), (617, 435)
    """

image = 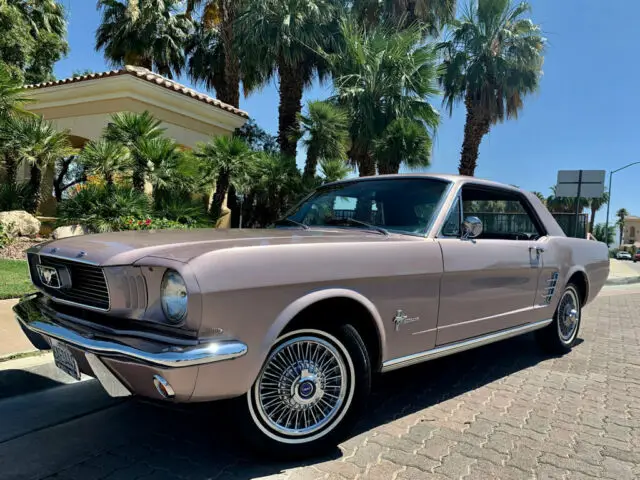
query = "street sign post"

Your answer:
(556, 170), (605, 237)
